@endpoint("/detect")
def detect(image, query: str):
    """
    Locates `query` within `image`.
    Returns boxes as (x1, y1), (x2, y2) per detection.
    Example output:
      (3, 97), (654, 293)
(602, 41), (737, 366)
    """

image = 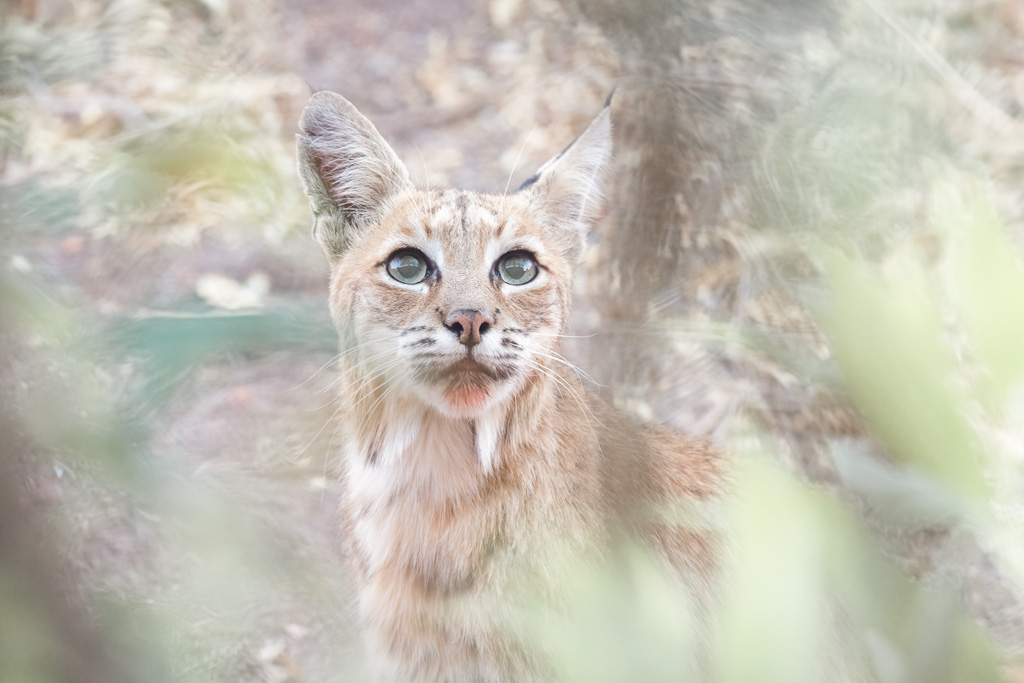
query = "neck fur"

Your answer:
(339, 364), (552, 500)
